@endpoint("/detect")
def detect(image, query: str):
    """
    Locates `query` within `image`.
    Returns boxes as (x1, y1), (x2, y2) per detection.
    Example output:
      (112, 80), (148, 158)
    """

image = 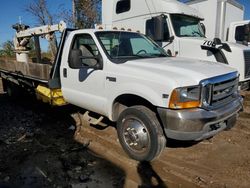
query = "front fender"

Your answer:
(107, 82), (169, 120)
